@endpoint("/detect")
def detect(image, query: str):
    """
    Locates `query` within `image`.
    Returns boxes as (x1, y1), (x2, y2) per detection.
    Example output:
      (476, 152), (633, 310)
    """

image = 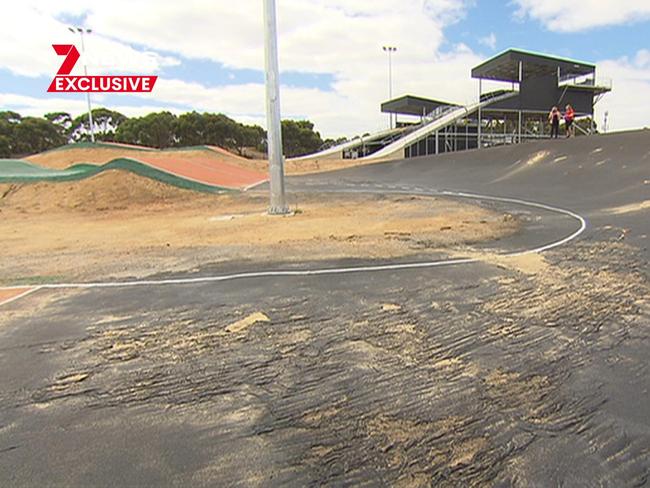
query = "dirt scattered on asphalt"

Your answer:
(14, 230), (648, 486)
(225, 312), (270, 334)
(50, 372), (91, 391)
(460, 250), (551, 275)
(601, 199), (650, 215)
(481, 238), (648, 333)
(492, 150), (551, 182)
(0, 289), (75, 328)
